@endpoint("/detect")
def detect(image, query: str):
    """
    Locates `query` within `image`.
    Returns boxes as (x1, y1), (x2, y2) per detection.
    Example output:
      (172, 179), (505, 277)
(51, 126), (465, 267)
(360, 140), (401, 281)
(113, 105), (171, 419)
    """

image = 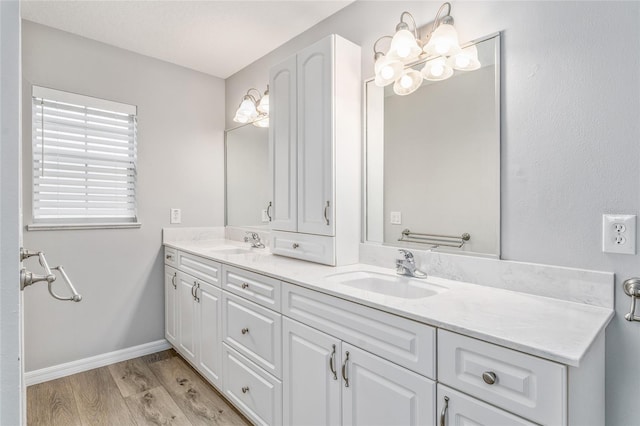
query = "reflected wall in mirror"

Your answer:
(225, 121), (270, 228)
(366, 34), (500, 256)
